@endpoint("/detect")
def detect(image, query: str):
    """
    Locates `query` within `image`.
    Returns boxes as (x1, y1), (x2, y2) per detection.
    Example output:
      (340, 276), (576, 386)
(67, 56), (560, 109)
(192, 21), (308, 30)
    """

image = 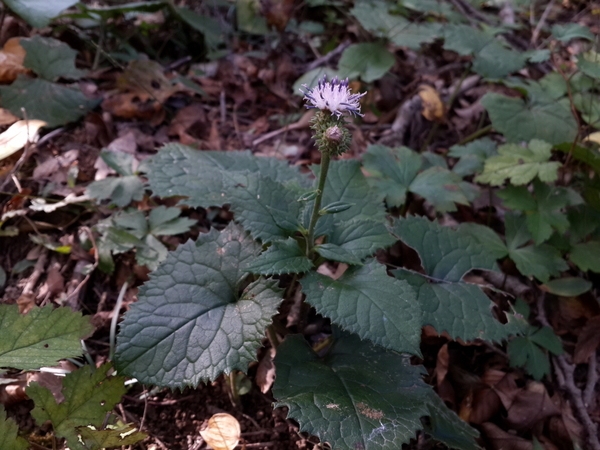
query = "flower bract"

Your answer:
(300, 76), (366, 118)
